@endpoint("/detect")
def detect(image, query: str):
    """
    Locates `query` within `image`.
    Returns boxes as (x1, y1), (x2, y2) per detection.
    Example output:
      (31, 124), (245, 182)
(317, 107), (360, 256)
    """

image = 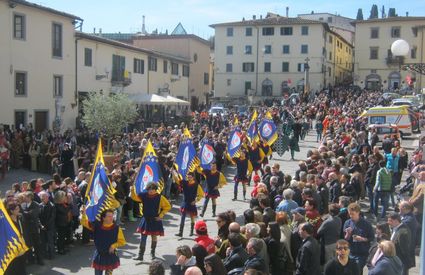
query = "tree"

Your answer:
(388, 8), (397, 17)
(369, 4), (379, 19)
(356, 8), (364, 20)
(81, 92), (137, 152)
(381, 5), (386, 18)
